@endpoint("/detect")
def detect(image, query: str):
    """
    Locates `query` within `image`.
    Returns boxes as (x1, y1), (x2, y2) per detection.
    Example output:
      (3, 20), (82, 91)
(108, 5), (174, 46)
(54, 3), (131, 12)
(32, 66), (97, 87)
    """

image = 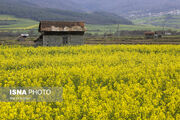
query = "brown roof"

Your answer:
(144, 32), (155, 35)
(39, 21), (85, 32)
